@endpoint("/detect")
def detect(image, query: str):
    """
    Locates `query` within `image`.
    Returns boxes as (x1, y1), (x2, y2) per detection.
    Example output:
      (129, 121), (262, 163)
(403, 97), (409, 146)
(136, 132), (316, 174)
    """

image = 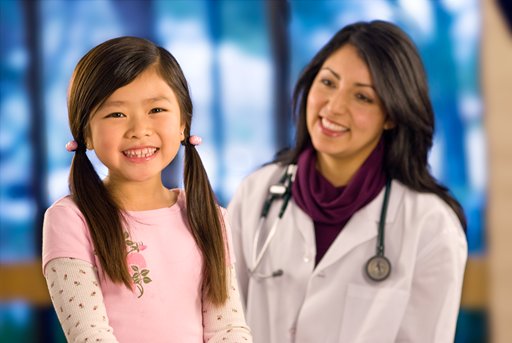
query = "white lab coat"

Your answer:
(228, 163), (467, 343)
